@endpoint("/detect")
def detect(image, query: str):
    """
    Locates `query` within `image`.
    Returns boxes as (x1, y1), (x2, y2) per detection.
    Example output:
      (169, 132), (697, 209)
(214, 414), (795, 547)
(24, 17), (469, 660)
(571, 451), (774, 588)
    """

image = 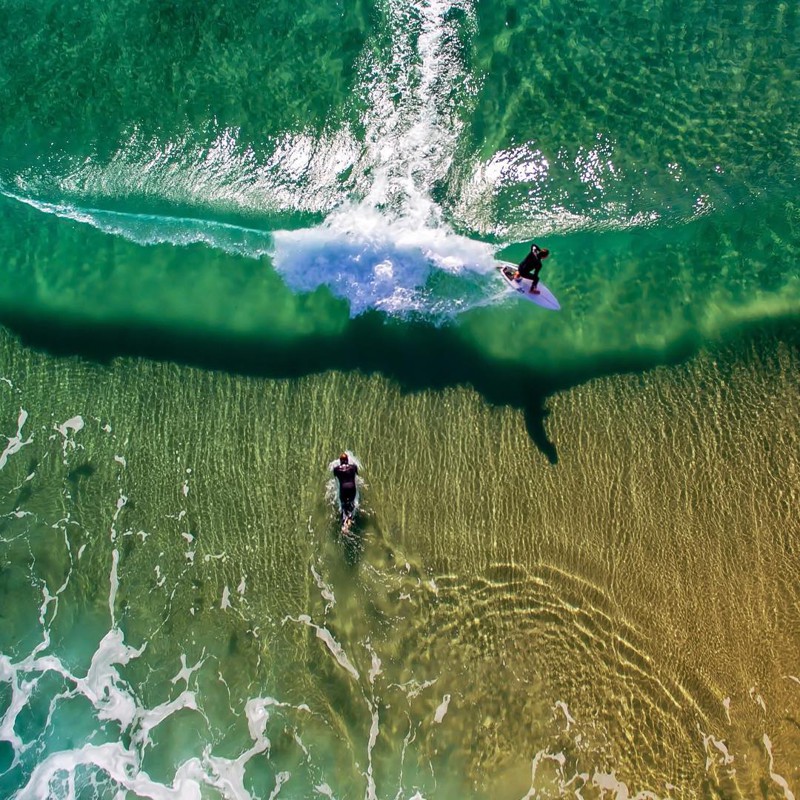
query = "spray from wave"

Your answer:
(270, 0), (497, 316)
(0, 191), (274, 259)
(4, 0), (505, 321)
